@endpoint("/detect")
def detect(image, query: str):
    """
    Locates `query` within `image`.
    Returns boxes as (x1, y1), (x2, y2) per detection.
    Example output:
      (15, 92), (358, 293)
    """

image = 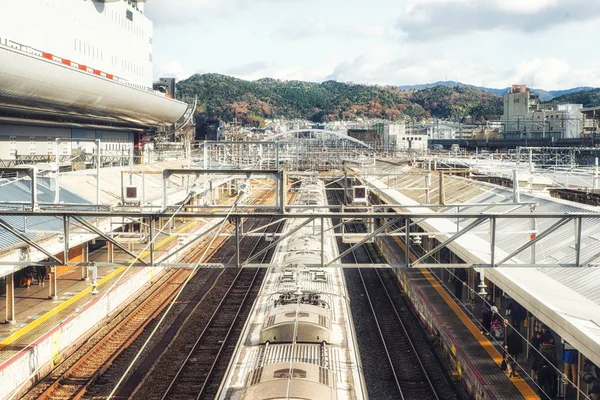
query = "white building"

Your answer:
(427, 122), (456, 140)
(0, 0), (186, 129)
(0, 0), (188, 162)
